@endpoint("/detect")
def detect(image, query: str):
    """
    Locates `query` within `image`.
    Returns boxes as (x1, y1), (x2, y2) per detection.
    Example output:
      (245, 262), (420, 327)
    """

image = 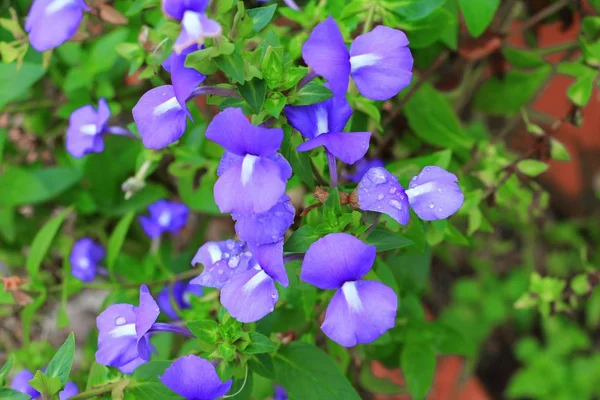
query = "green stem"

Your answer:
(363, 3), (376, 34)
(69, 380), (129, 400)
